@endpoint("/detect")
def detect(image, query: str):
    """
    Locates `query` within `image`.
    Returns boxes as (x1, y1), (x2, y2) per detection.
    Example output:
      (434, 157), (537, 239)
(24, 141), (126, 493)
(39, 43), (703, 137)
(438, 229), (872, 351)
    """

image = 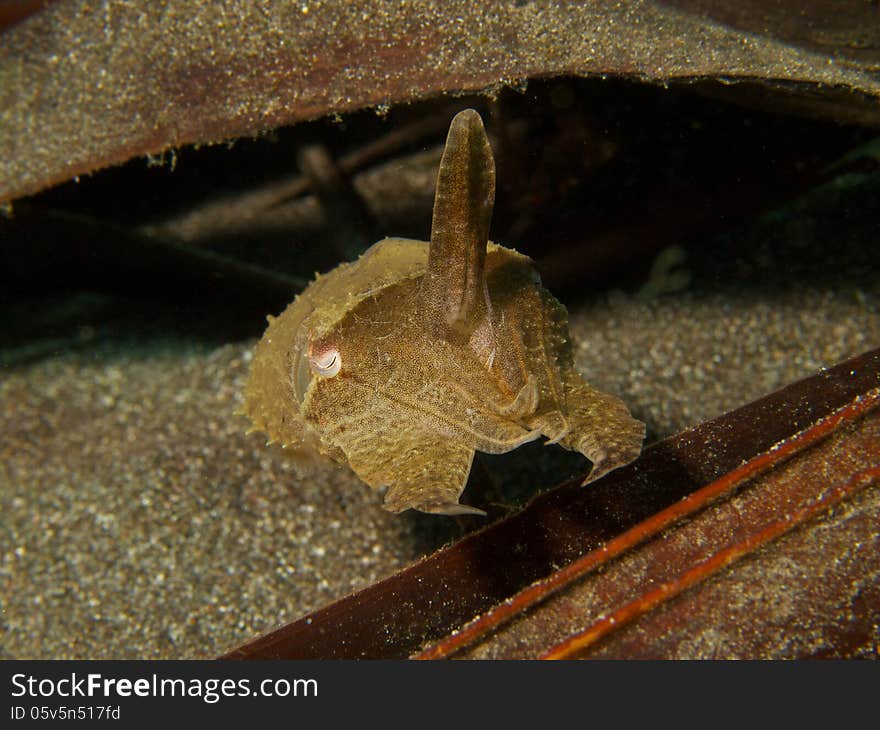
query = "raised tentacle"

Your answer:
(420, 108), (496, 340)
